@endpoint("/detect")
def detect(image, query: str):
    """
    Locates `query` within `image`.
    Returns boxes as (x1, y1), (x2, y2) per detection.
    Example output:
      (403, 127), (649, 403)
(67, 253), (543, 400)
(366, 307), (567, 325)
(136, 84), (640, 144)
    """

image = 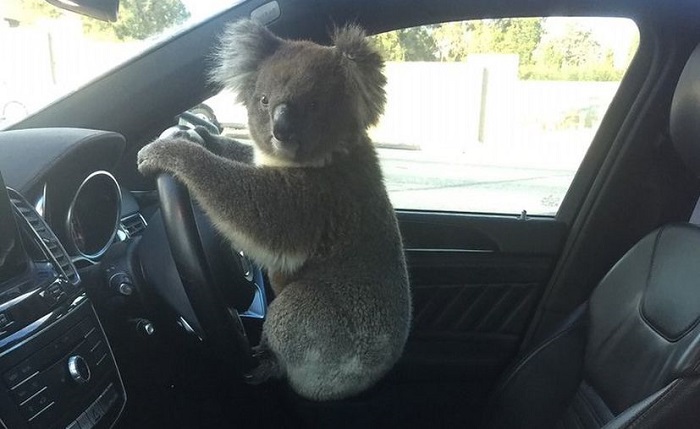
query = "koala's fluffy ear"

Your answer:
(209, 19), (282, 103)
(333, 25), (387, 128)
